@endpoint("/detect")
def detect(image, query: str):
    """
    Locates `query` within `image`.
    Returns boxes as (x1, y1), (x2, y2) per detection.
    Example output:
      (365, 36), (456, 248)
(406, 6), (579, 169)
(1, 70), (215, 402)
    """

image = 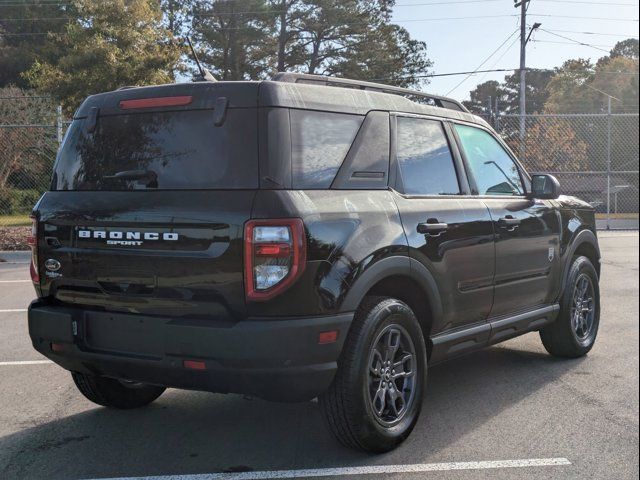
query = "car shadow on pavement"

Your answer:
(0, 342), (587, 480)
